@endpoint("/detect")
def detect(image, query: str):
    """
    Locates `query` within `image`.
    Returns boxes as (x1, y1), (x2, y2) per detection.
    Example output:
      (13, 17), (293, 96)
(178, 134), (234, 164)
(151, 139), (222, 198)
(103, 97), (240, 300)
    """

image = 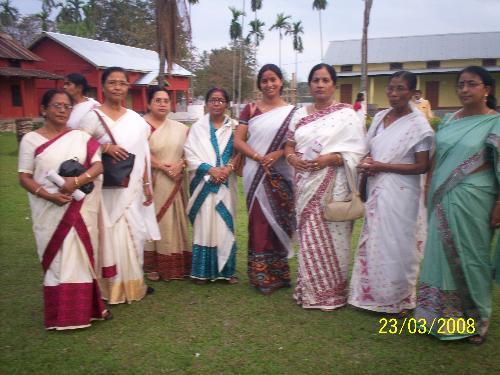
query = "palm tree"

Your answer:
(286, 20), (304, 88)
(37, 0), (58, 31)
(229, 6), (245, 103)
(312, 0), (328, 61)
(360, 0), (373, 109)
(57, 0), (85, 24)
(269, 13), (291, 68)
(0, 0), (19, 27)
(247, 19), (265, 46)
(155, 0), (179, 88)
